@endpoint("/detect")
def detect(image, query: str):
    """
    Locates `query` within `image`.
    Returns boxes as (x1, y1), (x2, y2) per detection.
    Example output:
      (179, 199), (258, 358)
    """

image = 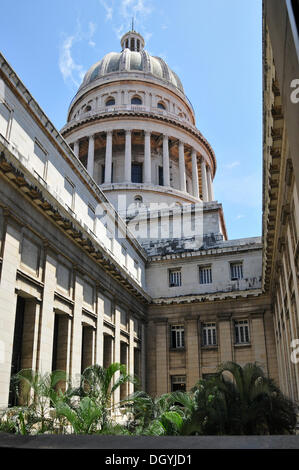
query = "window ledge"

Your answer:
(201, 345), (218, 350)
(234, 342), (251, 348)
(170, 347), (185, 352)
